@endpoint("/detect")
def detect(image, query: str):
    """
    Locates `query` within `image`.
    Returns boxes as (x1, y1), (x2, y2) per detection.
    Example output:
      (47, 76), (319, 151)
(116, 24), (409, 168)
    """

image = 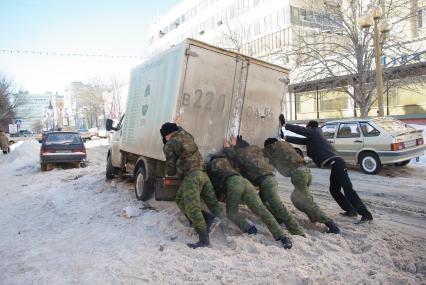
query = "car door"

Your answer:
(321, 123), (338, 143)
(333, 122), (363, 163)
(111, 115), (125, 167)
